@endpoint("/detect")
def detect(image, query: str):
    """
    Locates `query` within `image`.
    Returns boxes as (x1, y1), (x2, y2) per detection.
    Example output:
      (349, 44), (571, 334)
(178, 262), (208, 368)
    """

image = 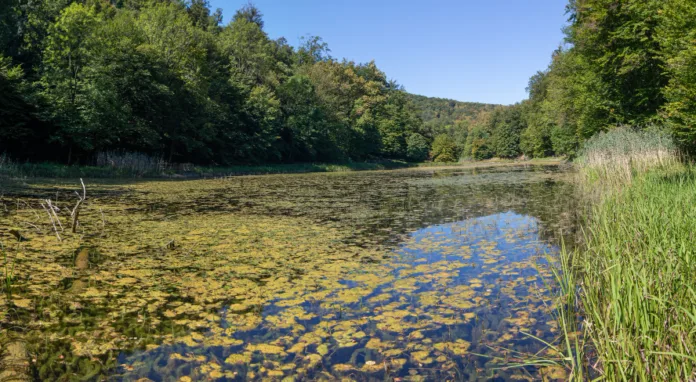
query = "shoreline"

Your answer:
(0, 158), (566, 181)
